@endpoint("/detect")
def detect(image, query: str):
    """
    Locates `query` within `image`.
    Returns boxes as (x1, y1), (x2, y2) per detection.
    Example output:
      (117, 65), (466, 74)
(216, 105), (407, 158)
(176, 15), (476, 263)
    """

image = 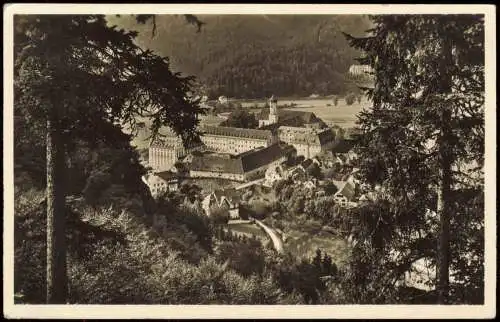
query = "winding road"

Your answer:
(254, 219), (284, 253)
